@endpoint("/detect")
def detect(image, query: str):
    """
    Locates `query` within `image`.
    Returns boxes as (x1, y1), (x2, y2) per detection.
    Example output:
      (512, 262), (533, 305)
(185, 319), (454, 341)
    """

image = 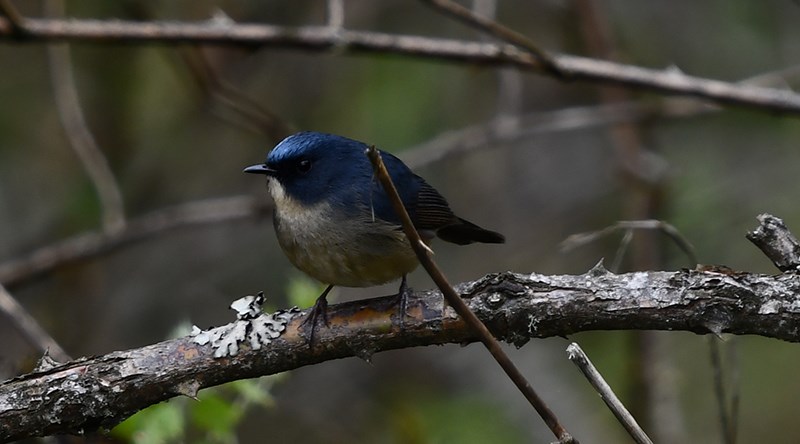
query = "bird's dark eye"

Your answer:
(297, 159), (312, 174)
